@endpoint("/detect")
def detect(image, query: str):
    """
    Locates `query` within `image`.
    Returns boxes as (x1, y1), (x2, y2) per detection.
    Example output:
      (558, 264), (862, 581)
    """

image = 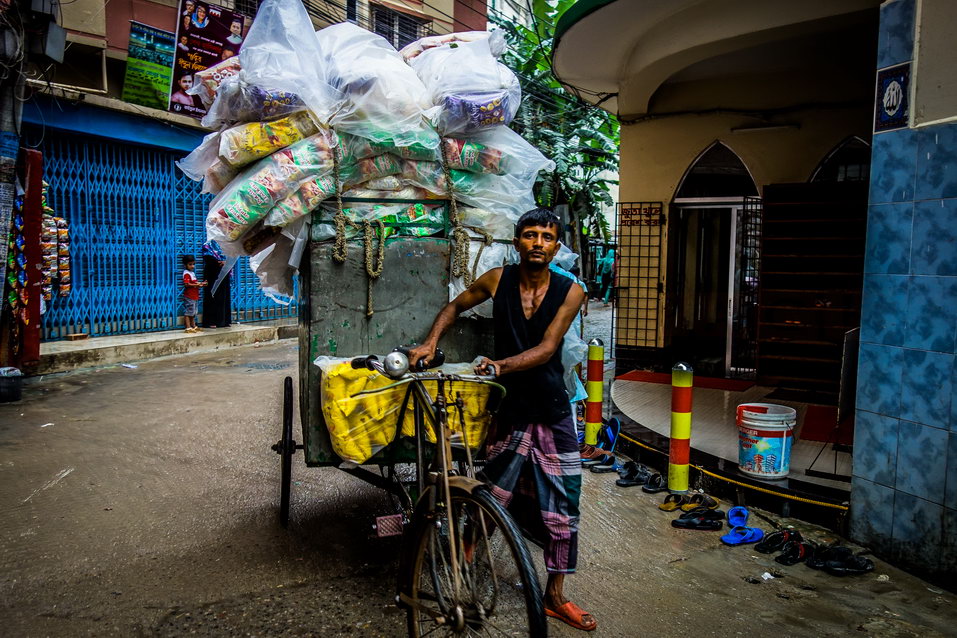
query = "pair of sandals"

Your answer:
(754, 529), (817, 566)
(807, 545), (875, 576)
(659, 492), (721, 512)
(720, 506), (765, 546)
(671, 506), (725, 530)
(615, 461), (652, 486)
